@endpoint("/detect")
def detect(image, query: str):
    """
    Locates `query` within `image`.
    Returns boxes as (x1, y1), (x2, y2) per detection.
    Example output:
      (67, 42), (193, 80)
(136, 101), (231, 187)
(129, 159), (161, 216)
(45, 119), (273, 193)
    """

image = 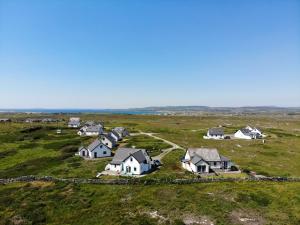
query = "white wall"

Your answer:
(234, 130), (252, 139)
(101, 137), (114, 148)
(90, 144), (111, 158)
